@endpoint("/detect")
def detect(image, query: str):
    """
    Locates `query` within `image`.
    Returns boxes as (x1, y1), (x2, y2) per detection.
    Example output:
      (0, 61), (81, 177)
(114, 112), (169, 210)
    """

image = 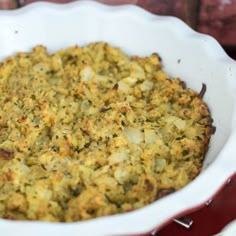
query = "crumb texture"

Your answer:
(0, 42), (213, 222)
